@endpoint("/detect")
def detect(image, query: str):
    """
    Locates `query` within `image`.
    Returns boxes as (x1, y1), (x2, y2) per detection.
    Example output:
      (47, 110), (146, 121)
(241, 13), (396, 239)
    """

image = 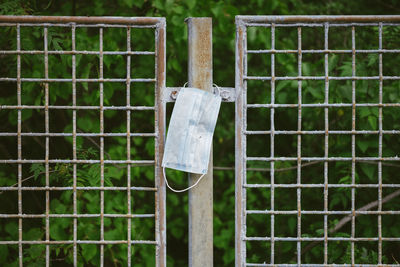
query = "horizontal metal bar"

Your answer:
(0, 78), (155, 83)
(244, 130), (400, 135)
(0, 15), (164, 25)
(244, 183), (400, 188)
(245, 22), (400, 28)
(0, 159), (155, 164)
(246, 210), (400, 215)
(247, 103), (400, 108)
(246, 157), (400, 162)
(247, 265), (400, 267)
(248, 265), (400, 267)
(0, 132), (156, 137)
(245, 76), (400, 81)
(0, 214), (155, 218)
(248, 49), (400, 54)
(245, 236), (400, 242)
(0, 23), (158, 28)
(0, 240), (157, 245)
(163, 86), (236, 102)
(0, 105), (155, 111)
(237, 15), (400, 23)
(0, 186), (156, 191)
(0, 50), (155, 55)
